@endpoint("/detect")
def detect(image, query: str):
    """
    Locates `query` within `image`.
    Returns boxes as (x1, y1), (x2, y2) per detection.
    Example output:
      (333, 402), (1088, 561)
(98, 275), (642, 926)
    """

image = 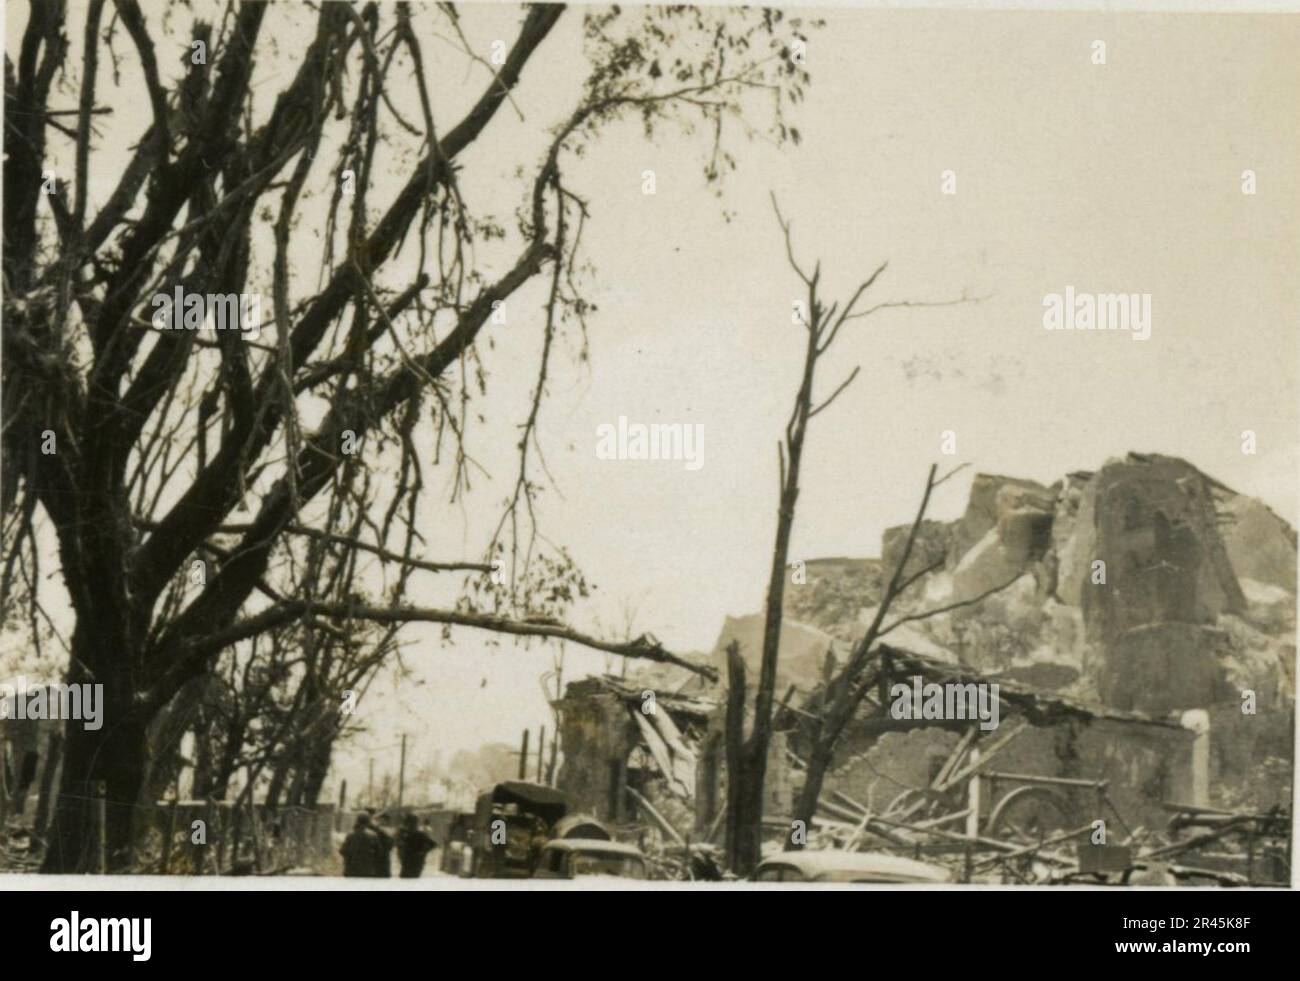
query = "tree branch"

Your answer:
(144, 600), (714, 715)
(878, 572), (1027, 638)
